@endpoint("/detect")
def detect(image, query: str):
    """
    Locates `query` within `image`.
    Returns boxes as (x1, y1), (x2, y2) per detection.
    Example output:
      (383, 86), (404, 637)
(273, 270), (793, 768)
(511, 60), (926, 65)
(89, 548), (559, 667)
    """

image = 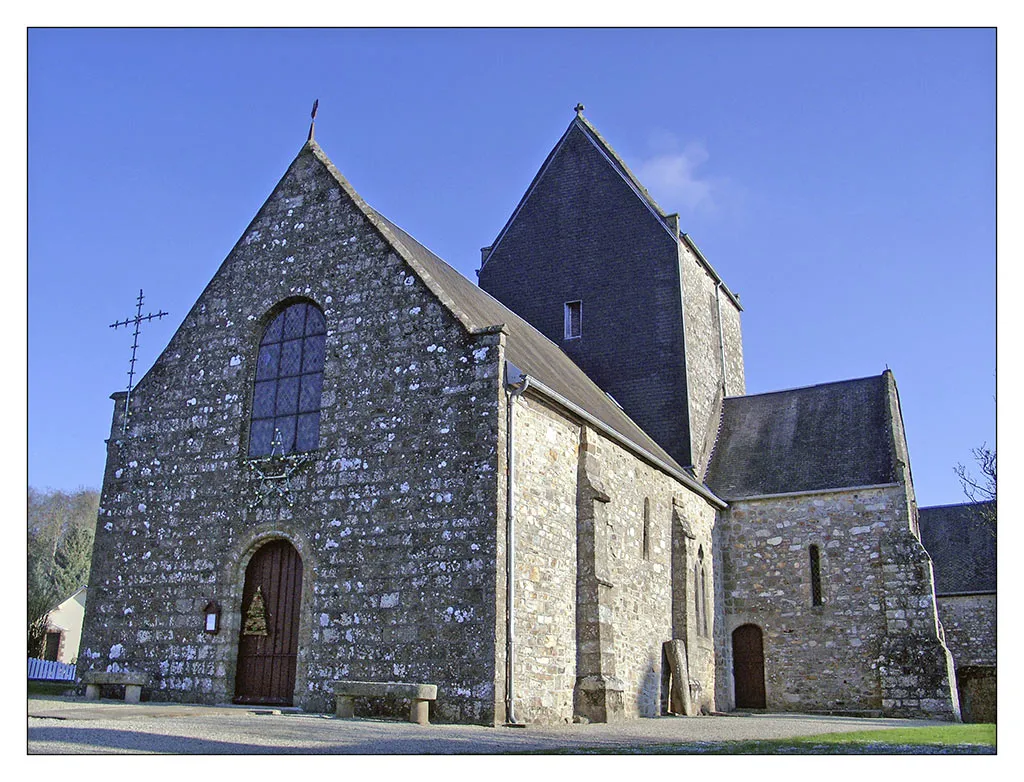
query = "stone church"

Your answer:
(919, 502), (996, 723)
(79, 108), (962, 724)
